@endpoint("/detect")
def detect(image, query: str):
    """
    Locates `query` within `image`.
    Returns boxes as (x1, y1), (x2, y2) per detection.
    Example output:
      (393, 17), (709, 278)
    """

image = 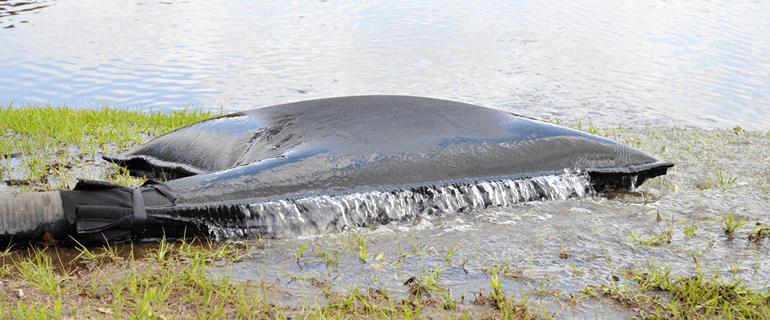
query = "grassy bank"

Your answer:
(1, 104), (770, 319)
(0, 103), (222, 191)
